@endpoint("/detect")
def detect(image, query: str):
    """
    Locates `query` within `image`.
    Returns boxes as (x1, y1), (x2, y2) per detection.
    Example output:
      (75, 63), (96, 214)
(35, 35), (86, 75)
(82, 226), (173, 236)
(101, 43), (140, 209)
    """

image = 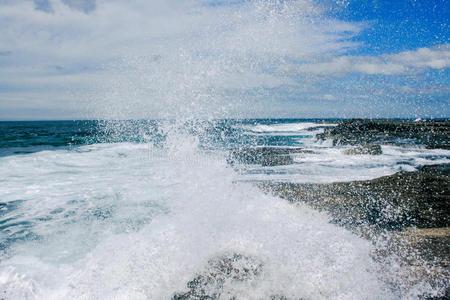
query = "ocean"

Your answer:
(0, 119), (449, 299)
